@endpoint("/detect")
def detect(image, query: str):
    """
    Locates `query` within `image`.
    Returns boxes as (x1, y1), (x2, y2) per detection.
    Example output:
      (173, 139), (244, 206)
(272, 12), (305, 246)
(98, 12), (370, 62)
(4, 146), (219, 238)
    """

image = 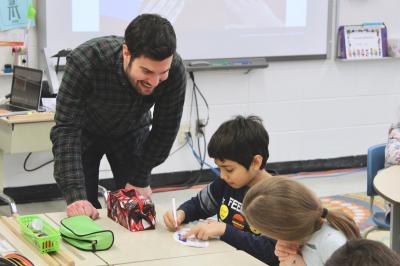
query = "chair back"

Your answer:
(367, 144), (386, 196)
